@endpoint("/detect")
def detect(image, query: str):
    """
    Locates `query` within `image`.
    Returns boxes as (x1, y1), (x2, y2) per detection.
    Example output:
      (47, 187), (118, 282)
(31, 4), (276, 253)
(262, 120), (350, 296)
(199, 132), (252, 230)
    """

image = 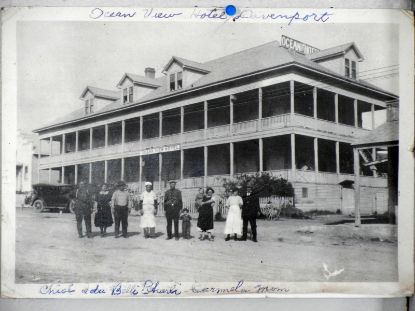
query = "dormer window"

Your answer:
(84, 99), (94, 115)
(169, 71), (183, 91)
(345, 58), (357, 79)
(123, 86), (133, 104)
